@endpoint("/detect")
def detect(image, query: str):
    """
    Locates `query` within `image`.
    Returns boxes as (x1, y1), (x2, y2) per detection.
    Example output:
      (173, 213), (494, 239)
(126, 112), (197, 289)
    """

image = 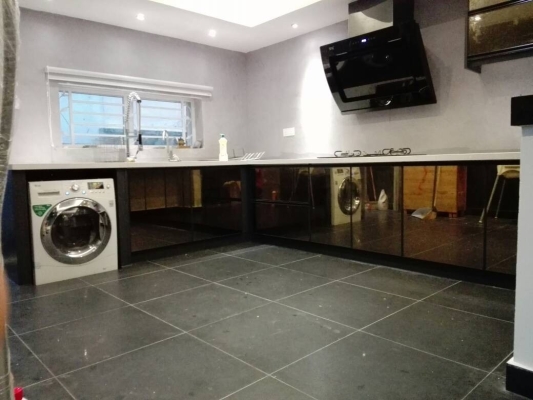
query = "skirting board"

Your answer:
(507, 359), (533, 399)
